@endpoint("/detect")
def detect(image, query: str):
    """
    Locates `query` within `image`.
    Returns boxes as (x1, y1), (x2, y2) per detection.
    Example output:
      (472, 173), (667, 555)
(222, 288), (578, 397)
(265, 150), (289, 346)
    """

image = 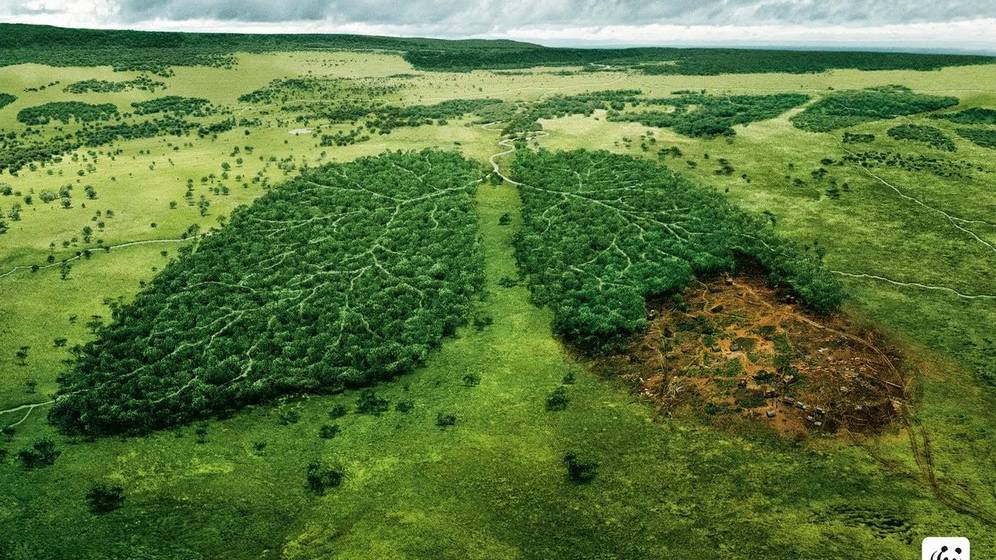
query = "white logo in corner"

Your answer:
(923, 537), (969, 560)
